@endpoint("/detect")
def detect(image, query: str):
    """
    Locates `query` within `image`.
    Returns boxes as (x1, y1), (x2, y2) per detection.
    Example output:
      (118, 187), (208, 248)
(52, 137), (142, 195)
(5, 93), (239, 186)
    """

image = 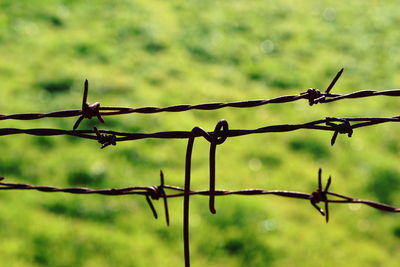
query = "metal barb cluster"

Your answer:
(1, 69), (400, 267)
(310, 169), (332, 222)
(73, 80), (104, 130)
(145, 170), (170, 226)
(93, 126), (117, 148)
(326, 117), (354, 146)
(301, 68), (344, 105)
